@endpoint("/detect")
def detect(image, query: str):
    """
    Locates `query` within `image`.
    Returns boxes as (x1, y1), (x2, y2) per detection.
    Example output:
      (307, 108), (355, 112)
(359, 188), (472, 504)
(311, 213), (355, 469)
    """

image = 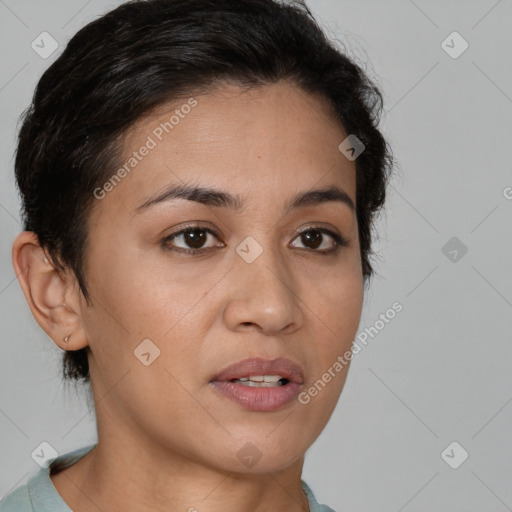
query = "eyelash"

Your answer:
(161, 224), (349, 256)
